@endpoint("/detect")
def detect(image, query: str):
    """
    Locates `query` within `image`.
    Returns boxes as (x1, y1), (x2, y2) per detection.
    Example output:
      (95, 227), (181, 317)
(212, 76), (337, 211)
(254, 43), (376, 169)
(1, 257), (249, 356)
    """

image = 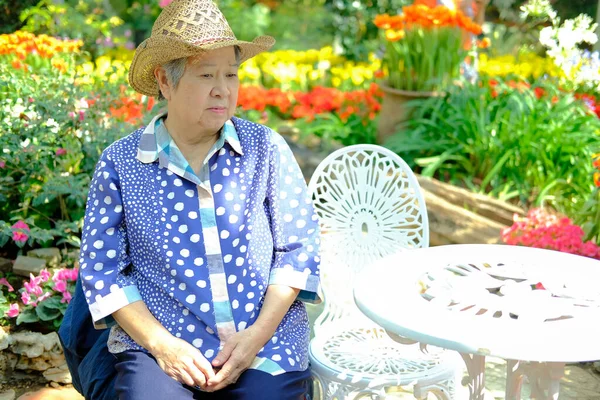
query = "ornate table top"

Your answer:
(354, 244), (600, 362)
